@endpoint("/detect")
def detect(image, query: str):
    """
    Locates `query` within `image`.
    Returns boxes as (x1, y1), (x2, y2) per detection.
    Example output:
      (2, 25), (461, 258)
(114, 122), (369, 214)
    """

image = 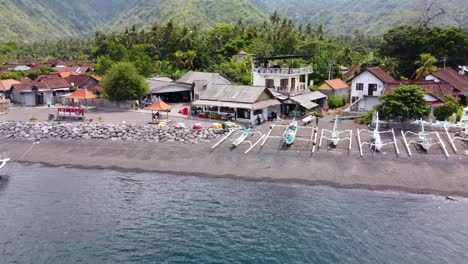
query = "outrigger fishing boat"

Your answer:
(283, 120), (298, 145)
(232, 128), (250, 147)
(418, 120), (430, 151)
(372, 112), (383, 151)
